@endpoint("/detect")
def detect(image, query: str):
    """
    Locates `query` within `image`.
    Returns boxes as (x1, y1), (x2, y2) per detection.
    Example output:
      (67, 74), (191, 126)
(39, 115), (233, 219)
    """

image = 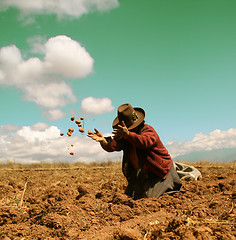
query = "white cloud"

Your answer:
(0, 70), (5, 82)
(0, 125), (20, 137)
(42, 108), (66, 121)
(167, 128), (236, 158)
(0, 123), (121, 164)
(18, 125), (60, 143)
(0, 35), (94, 120)
(0, 49), (43, 86)
(0, 0), (119, 19)
(44, 35), (94, 78)
(17, 57), (44, 84)
(23, 82), (77, 108)
(1, 123), (235, 164)
(0, 45), (22, 67)
(81, 96), (115, 115)
(31, 122), (50, 131)
(0, 45), (23, 85)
